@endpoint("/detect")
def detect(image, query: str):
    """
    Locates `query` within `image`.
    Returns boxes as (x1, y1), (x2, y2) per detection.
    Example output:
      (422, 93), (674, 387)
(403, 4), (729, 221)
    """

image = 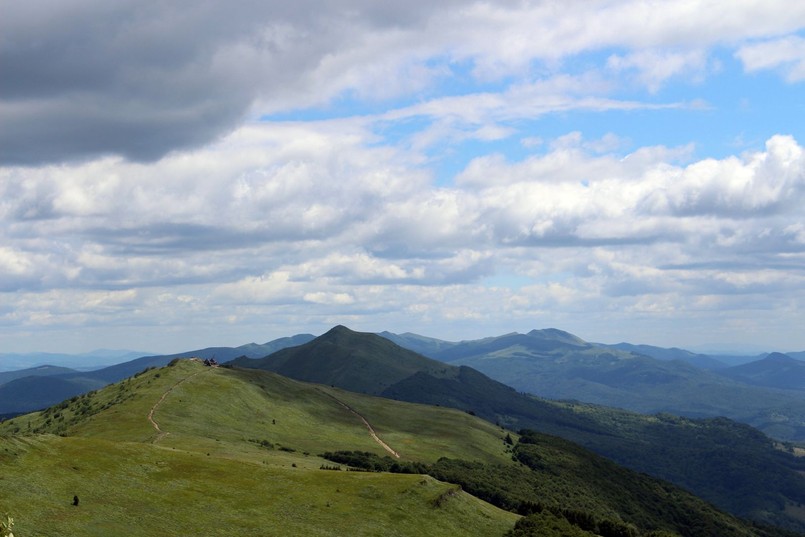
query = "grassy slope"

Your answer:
(236, 326), (805, 529)
(3, 359), (799, 536)
(1, 436), (514, 537)
(0, 360), (517, 537)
